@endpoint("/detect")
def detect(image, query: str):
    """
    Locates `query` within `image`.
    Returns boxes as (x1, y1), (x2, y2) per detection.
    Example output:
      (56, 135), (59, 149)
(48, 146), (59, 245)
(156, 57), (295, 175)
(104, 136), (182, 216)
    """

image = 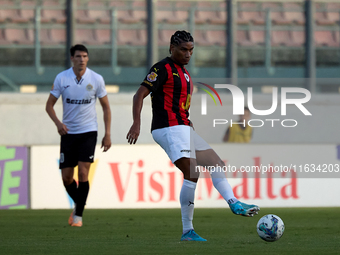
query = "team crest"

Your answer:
(147, 72), (158, 82)
(184, 73), (190, 82)
(86, 84), (93, 91)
